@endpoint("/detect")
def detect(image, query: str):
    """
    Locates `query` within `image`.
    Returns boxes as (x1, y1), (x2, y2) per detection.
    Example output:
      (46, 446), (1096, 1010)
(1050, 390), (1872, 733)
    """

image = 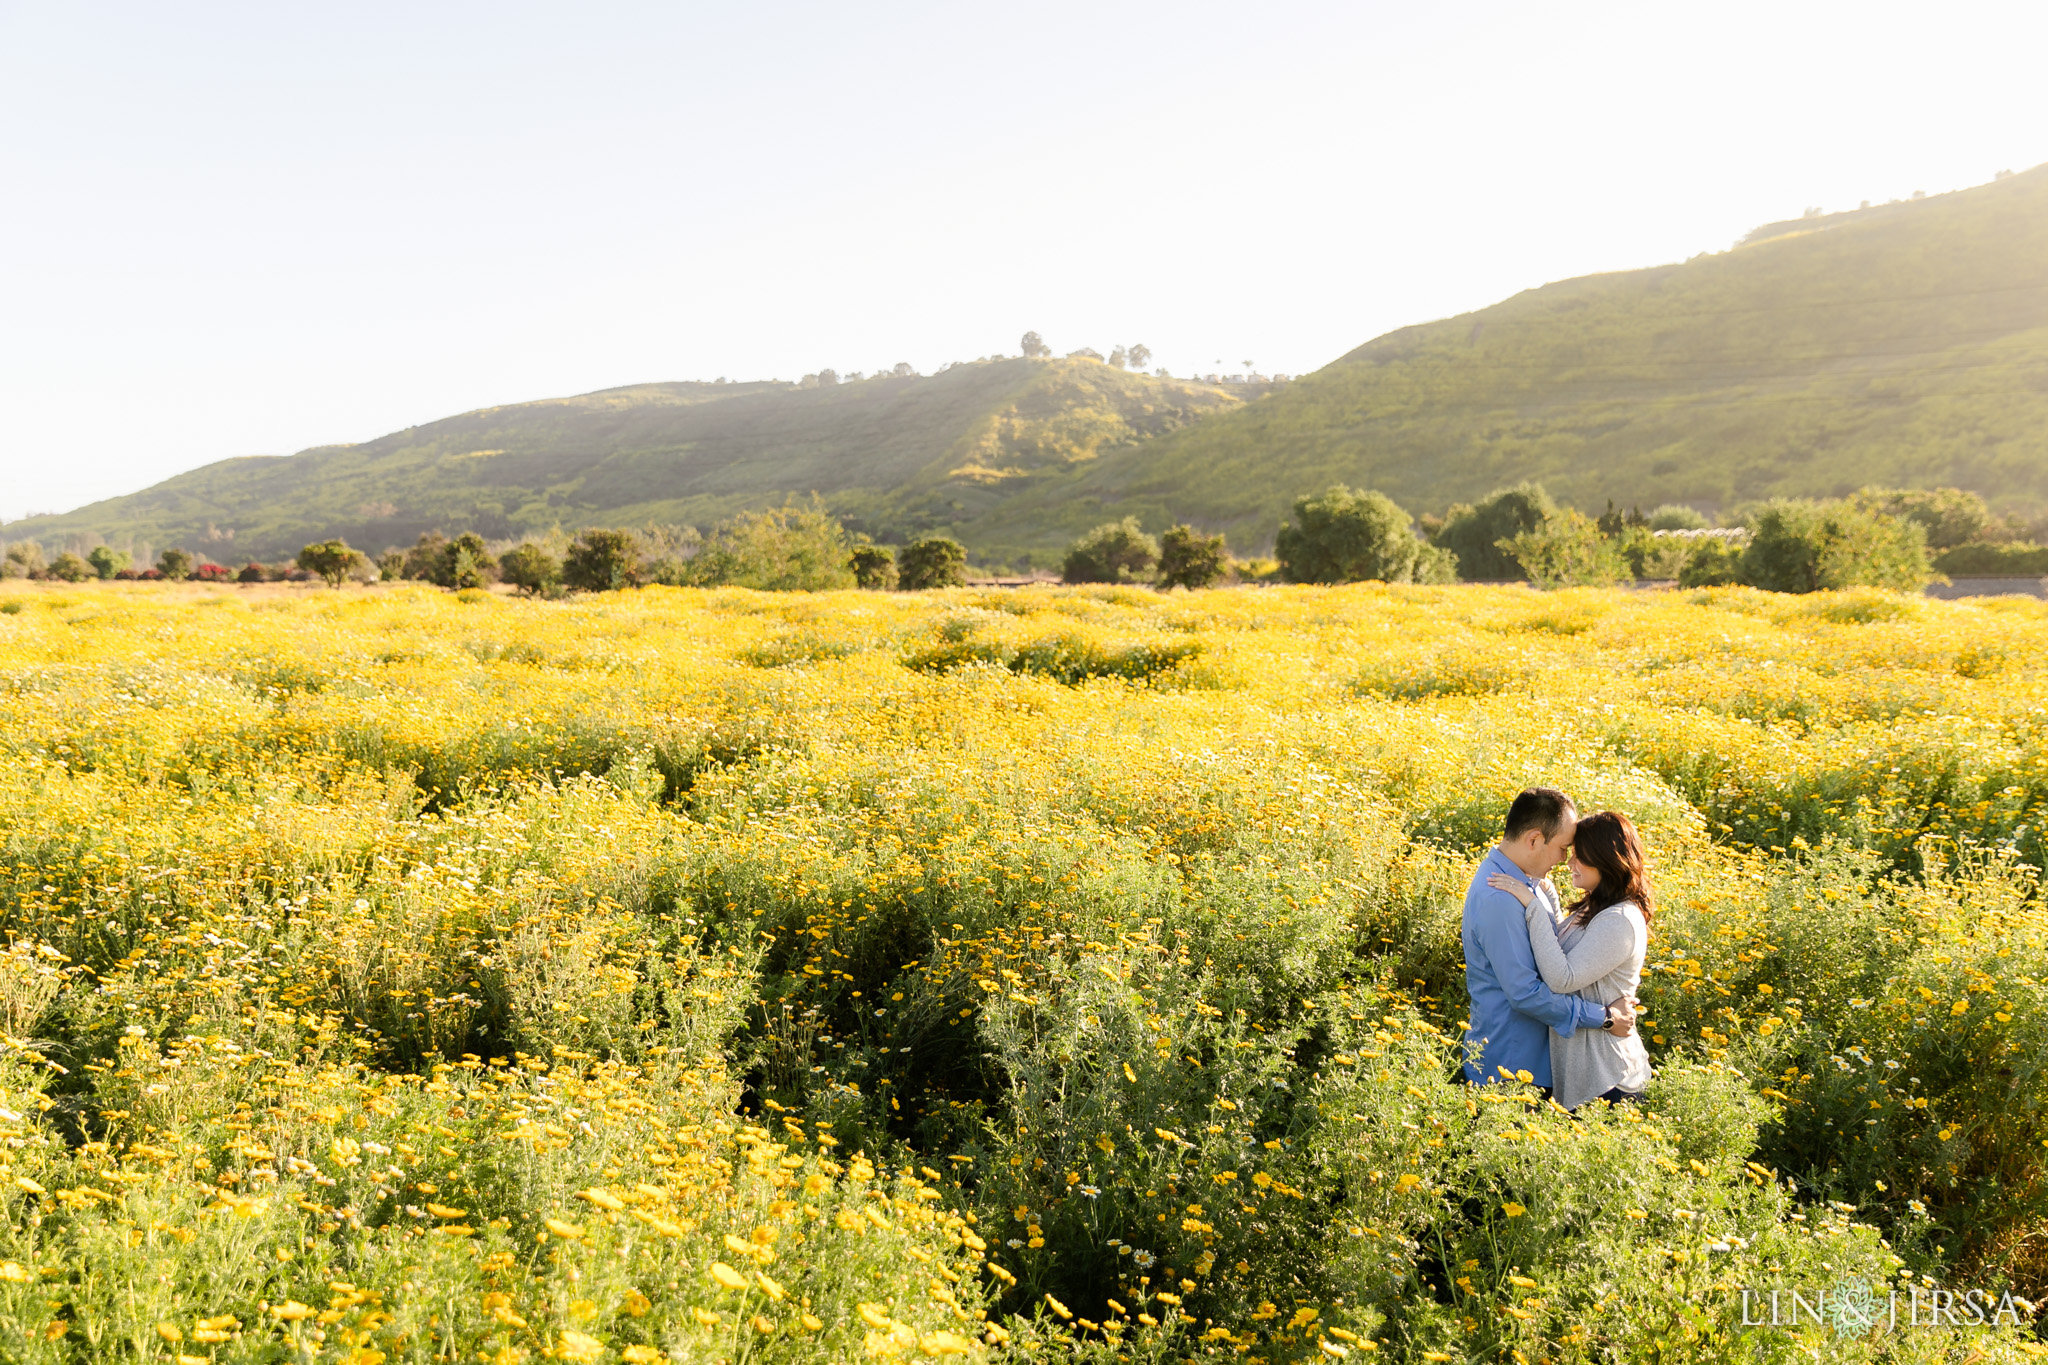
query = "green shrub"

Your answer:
(1647, 504), (1710, 531)
(1931, 541), (2048, 576)
(498, 542), (561, 595)
(85, 545), (130, 580)
(1434, 483), (1555, 580)
(156, 547), (194, 581)
(1063, 518), (1160, 585)
(563, 529), (643, 592)
(850, 544), (897, 590)
(1849, 485), (2001, 551)
(1497, 508), (1628, 588)
(48, 552), (92, 583)
(1740, 500), (1931, 593)
(1157, 524), (1228, 589)
(687, 502), (857, 591)
(2, 541), (45, 579)
(1677, 535), (1745, 586)
(898, 535), (968, 590)
(422, 531), (496, 589)
(295, 539), (367, 588)
(1276, 485), (1454, 584)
